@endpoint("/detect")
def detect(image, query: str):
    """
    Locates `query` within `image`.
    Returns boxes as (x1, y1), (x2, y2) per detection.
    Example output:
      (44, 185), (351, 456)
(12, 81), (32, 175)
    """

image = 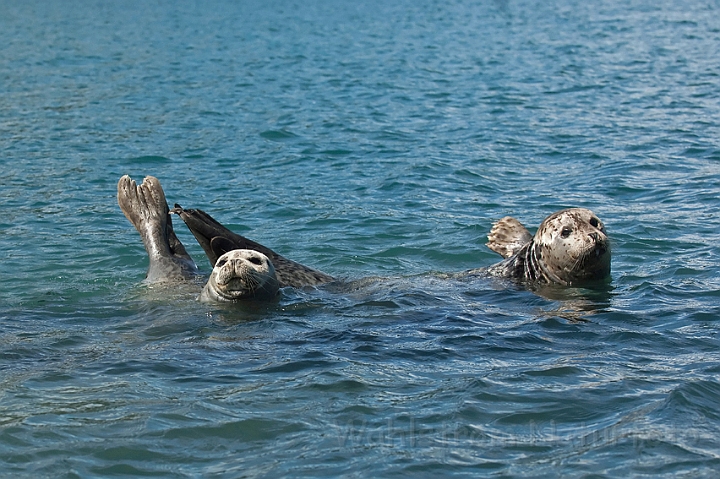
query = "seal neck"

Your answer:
(526, 242), (568, 285)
